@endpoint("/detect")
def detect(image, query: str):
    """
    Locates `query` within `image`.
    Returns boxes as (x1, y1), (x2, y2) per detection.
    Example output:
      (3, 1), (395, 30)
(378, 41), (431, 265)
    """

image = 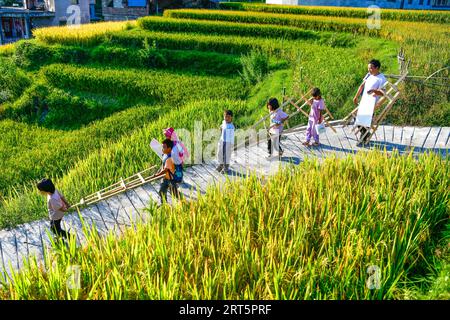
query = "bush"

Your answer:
(13, 40), (52, 69)
(91, 44), (139, 67)
(2, 81), (50, 121)
(0, 58), (31, 104)
(139, 38), (168, 68)
(51, 45), (89, 64)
